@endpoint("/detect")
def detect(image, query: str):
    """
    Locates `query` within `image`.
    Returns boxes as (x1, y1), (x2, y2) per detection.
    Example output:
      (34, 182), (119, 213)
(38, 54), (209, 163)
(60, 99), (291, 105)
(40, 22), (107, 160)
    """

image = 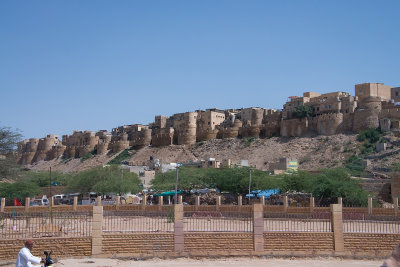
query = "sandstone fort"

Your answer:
(18, 82), (400, 164)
